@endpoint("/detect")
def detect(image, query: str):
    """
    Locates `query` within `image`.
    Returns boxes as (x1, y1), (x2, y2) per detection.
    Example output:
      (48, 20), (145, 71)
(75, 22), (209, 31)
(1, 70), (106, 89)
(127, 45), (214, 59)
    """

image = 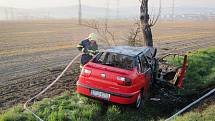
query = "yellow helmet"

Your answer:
(88, 33), (97, 41)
